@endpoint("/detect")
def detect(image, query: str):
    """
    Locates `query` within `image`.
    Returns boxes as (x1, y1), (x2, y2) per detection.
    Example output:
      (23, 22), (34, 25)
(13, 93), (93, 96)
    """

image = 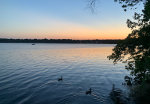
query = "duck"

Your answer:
(86, 88), (92, 95)
(58, 76), (63, 81)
